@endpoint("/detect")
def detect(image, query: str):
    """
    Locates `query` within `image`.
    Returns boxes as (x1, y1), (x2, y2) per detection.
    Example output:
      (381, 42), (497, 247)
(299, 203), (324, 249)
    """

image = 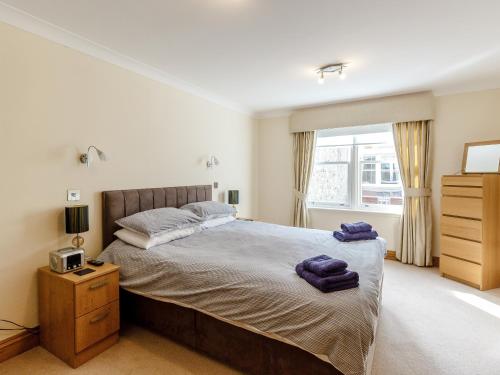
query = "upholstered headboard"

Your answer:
(102, 185), (212, 248)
